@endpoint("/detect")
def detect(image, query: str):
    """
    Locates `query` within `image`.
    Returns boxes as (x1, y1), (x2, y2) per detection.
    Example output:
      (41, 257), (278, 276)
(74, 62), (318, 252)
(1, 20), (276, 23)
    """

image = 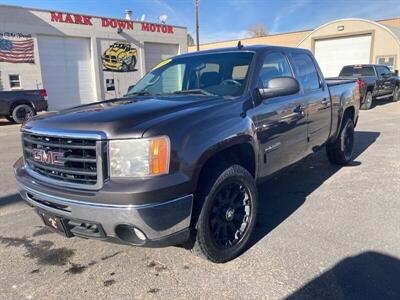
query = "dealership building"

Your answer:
(0, 5), (187, 110)
(190, 18), (400, 77)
